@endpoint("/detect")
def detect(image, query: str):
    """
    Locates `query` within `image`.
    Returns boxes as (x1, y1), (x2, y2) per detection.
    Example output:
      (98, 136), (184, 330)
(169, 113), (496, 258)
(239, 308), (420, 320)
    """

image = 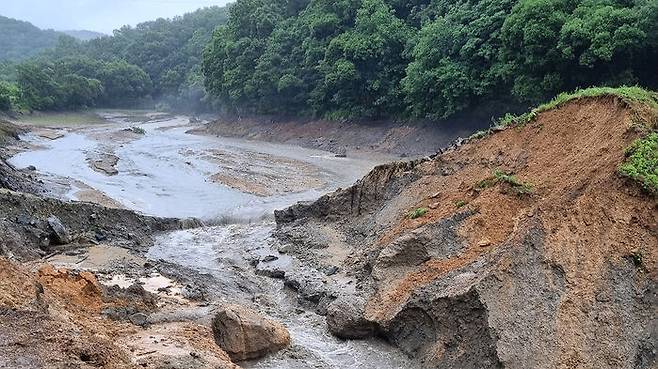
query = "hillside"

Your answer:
(274, 88), (658, 368)
(0, 15), (61, 61)
(0, 6), (229, 113)
(62, 30), (106, 41)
